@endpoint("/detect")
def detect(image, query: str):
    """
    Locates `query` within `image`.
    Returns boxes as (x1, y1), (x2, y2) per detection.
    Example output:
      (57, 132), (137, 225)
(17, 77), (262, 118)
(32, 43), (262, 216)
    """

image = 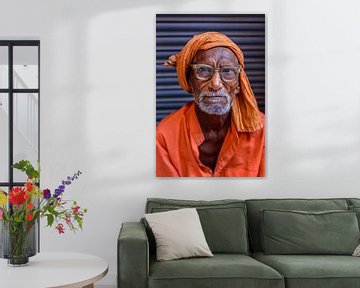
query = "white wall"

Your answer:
(1, 0), (360, 286)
